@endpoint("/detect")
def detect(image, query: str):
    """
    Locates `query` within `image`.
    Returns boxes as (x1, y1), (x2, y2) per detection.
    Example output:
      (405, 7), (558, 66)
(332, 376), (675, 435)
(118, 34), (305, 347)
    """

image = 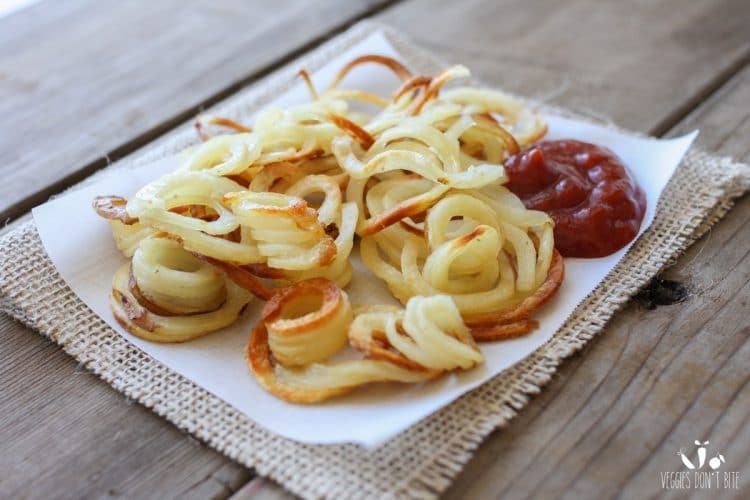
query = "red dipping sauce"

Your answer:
(504, 140), (646, 258)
